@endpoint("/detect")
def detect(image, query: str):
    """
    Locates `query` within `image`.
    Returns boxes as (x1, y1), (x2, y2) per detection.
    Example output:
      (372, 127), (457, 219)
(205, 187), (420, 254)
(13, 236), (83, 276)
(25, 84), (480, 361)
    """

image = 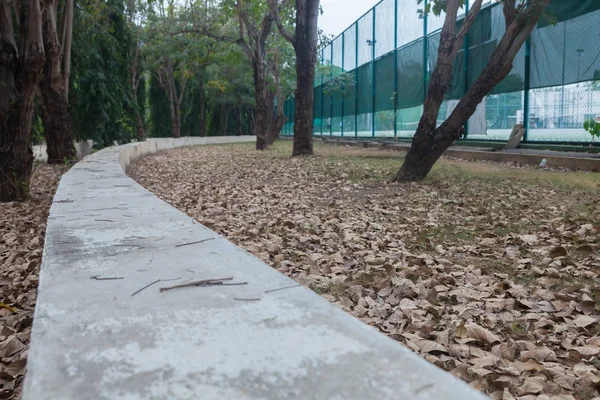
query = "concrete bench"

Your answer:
(24, 137), (487, 399)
